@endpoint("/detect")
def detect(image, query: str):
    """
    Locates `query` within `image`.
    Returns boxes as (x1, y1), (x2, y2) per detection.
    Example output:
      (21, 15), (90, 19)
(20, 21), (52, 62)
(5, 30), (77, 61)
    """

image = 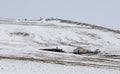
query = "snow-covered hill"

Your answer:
(0, 18), (120, 54)
(0, 18), (120, 73)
